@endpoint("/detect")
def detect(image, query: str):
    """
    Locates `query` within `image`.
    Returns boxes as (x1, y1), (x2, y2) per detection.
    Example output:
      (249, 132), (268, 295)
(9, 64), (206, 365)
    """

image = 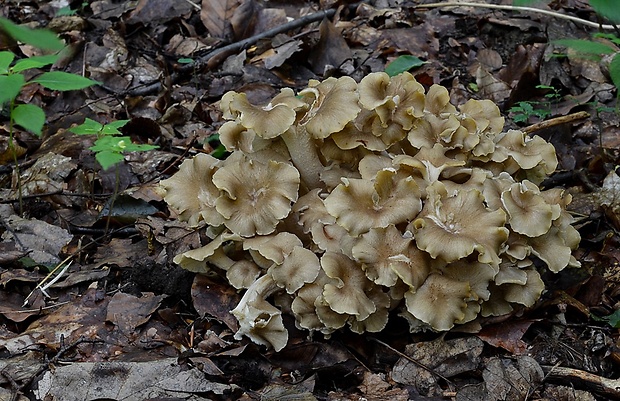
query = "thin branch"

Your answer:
(127, 4), (364, 96)
(414, 2), (615, 30)
(523, 110), (590, 134)
(177, 7), (339, 73)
